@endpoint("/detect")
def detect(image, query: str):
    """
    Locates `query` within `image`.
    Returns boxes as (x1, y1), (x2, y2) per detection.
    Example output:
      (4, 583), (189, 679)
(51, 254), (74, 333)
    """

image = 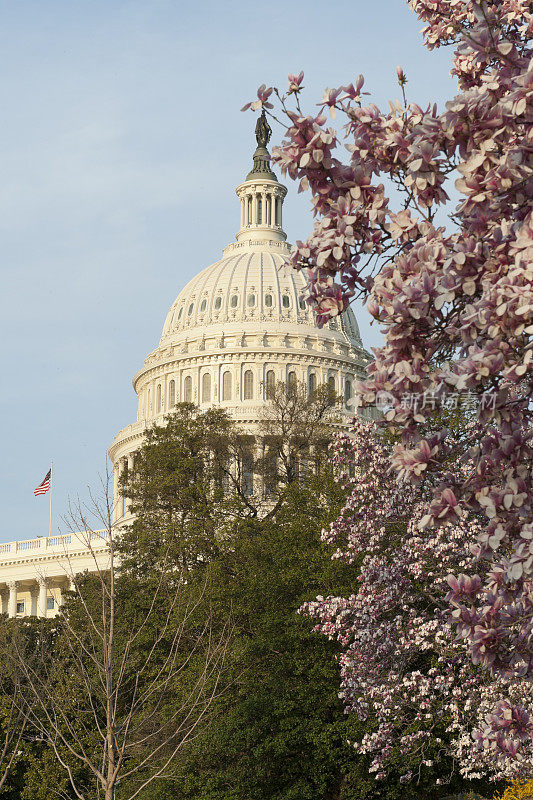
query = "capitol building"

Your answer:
(0, 116), (370, 618)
